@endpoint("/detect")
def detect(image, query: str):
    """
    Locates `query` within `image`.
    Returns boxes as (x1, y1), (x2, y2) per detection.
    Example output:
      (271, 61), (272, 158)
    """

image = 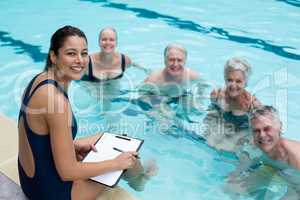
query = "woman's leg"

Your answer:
(72, 134), (106, 200)
(71, 179), (106, 200)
